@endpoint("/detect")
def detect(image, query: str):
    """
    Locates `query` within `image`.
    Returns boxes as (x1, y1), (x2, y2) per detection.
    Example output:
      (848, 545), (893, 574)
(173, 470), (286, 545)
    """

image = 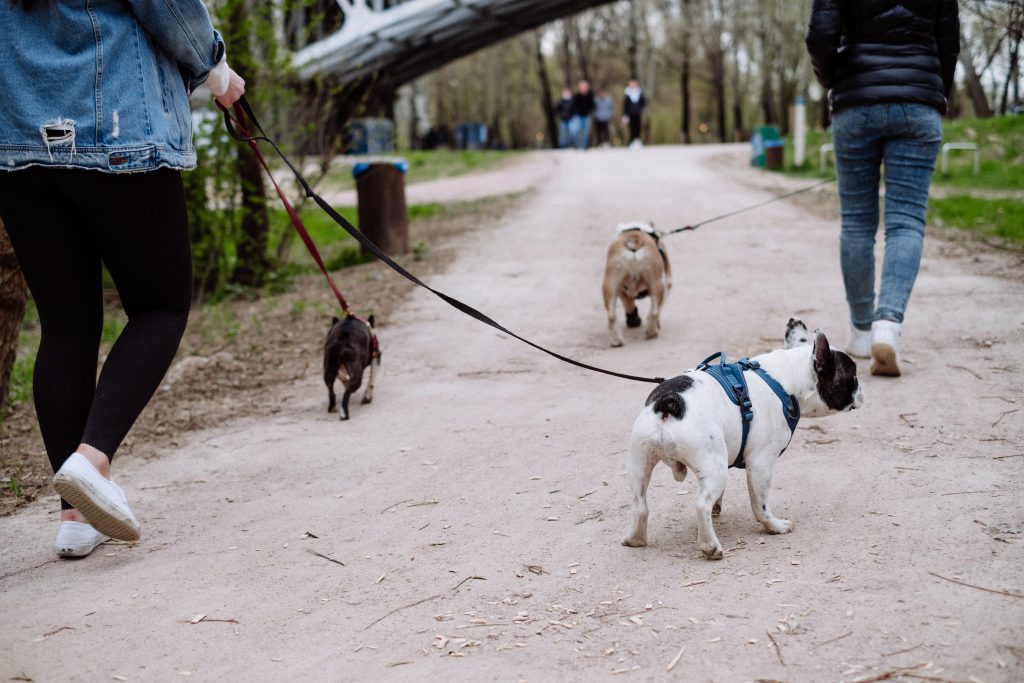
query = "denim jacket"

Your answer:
(0, 1), (225, 172)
